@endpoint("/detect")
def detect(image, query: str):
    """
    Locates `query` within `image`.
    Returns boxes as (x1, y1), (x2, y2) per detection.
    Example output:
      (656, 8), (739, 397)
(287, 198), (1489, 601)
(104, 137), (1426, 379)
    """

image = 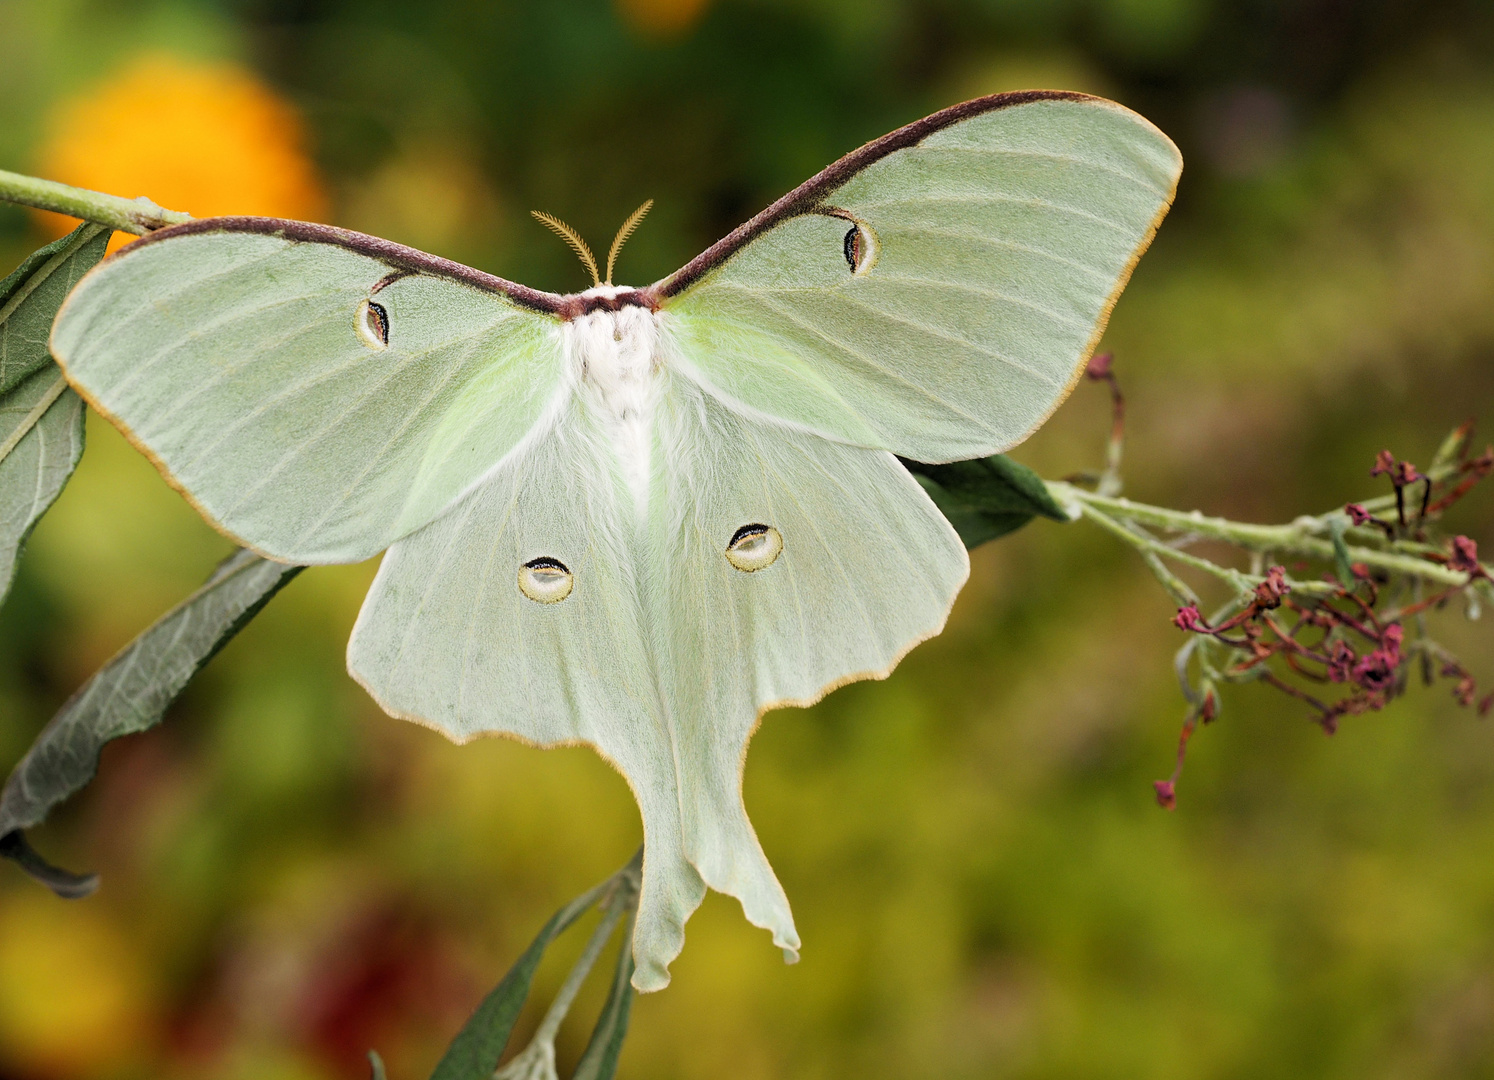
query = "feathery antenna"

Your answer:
(531, 210), (600, 287)
(606, 199), (653, 285)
